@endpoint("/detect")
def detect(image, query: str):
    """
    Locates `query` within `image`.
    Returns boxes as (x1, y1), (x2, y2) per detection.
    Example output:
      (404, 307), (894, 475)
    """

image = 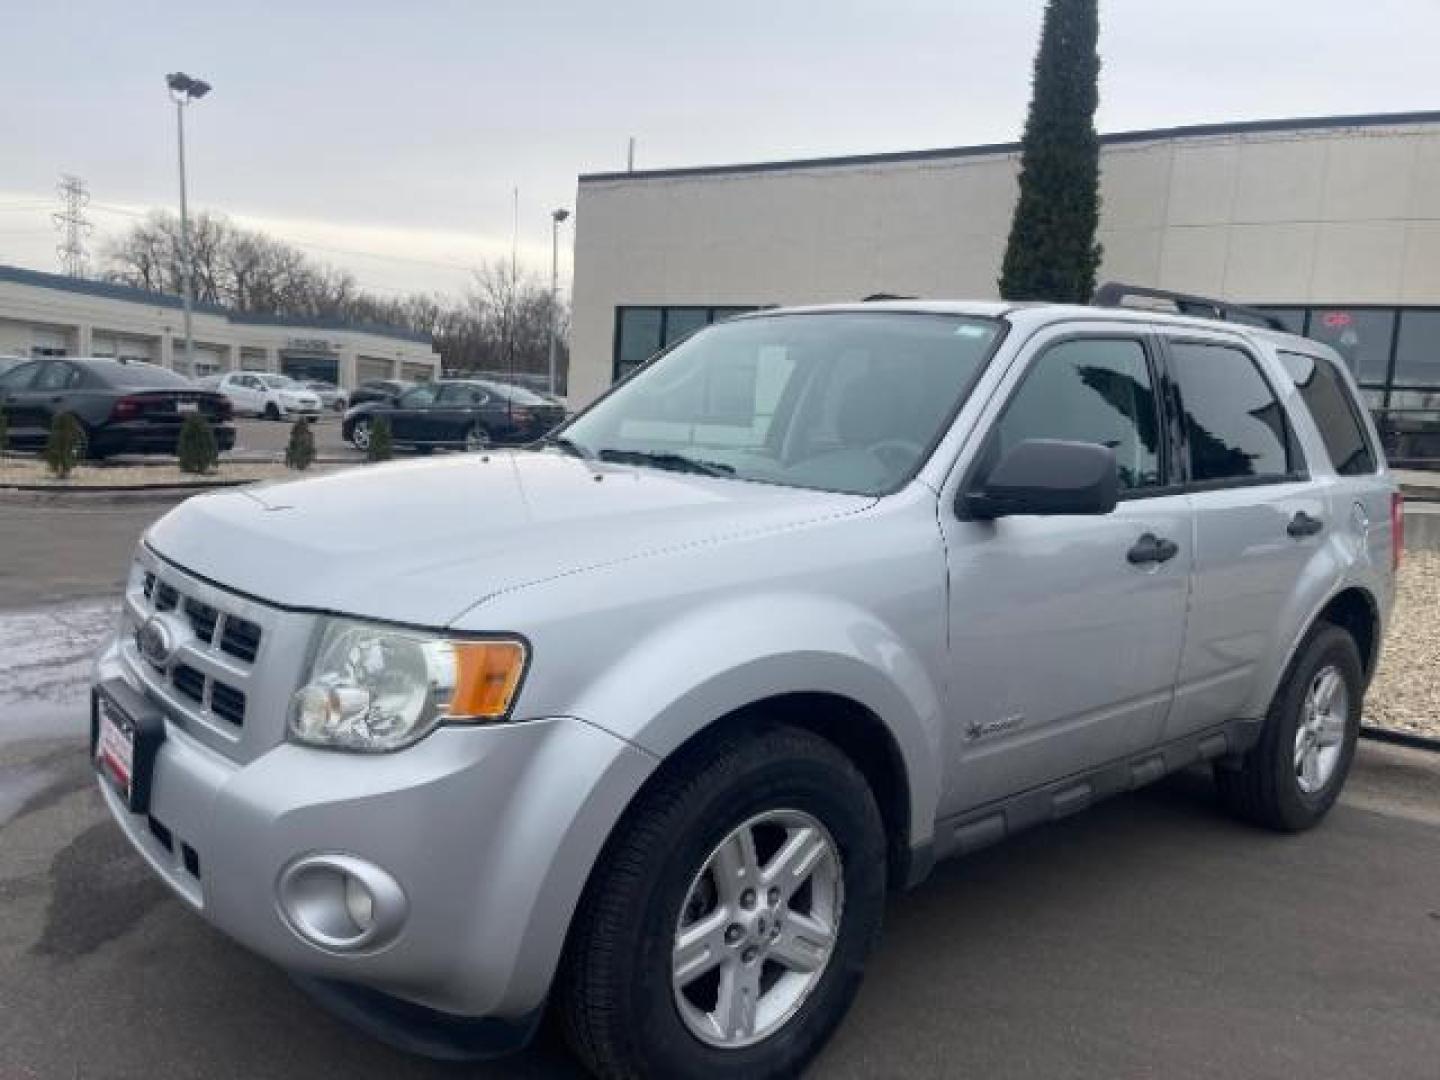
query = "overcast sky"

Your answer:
(1, 0), (1435, 297)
